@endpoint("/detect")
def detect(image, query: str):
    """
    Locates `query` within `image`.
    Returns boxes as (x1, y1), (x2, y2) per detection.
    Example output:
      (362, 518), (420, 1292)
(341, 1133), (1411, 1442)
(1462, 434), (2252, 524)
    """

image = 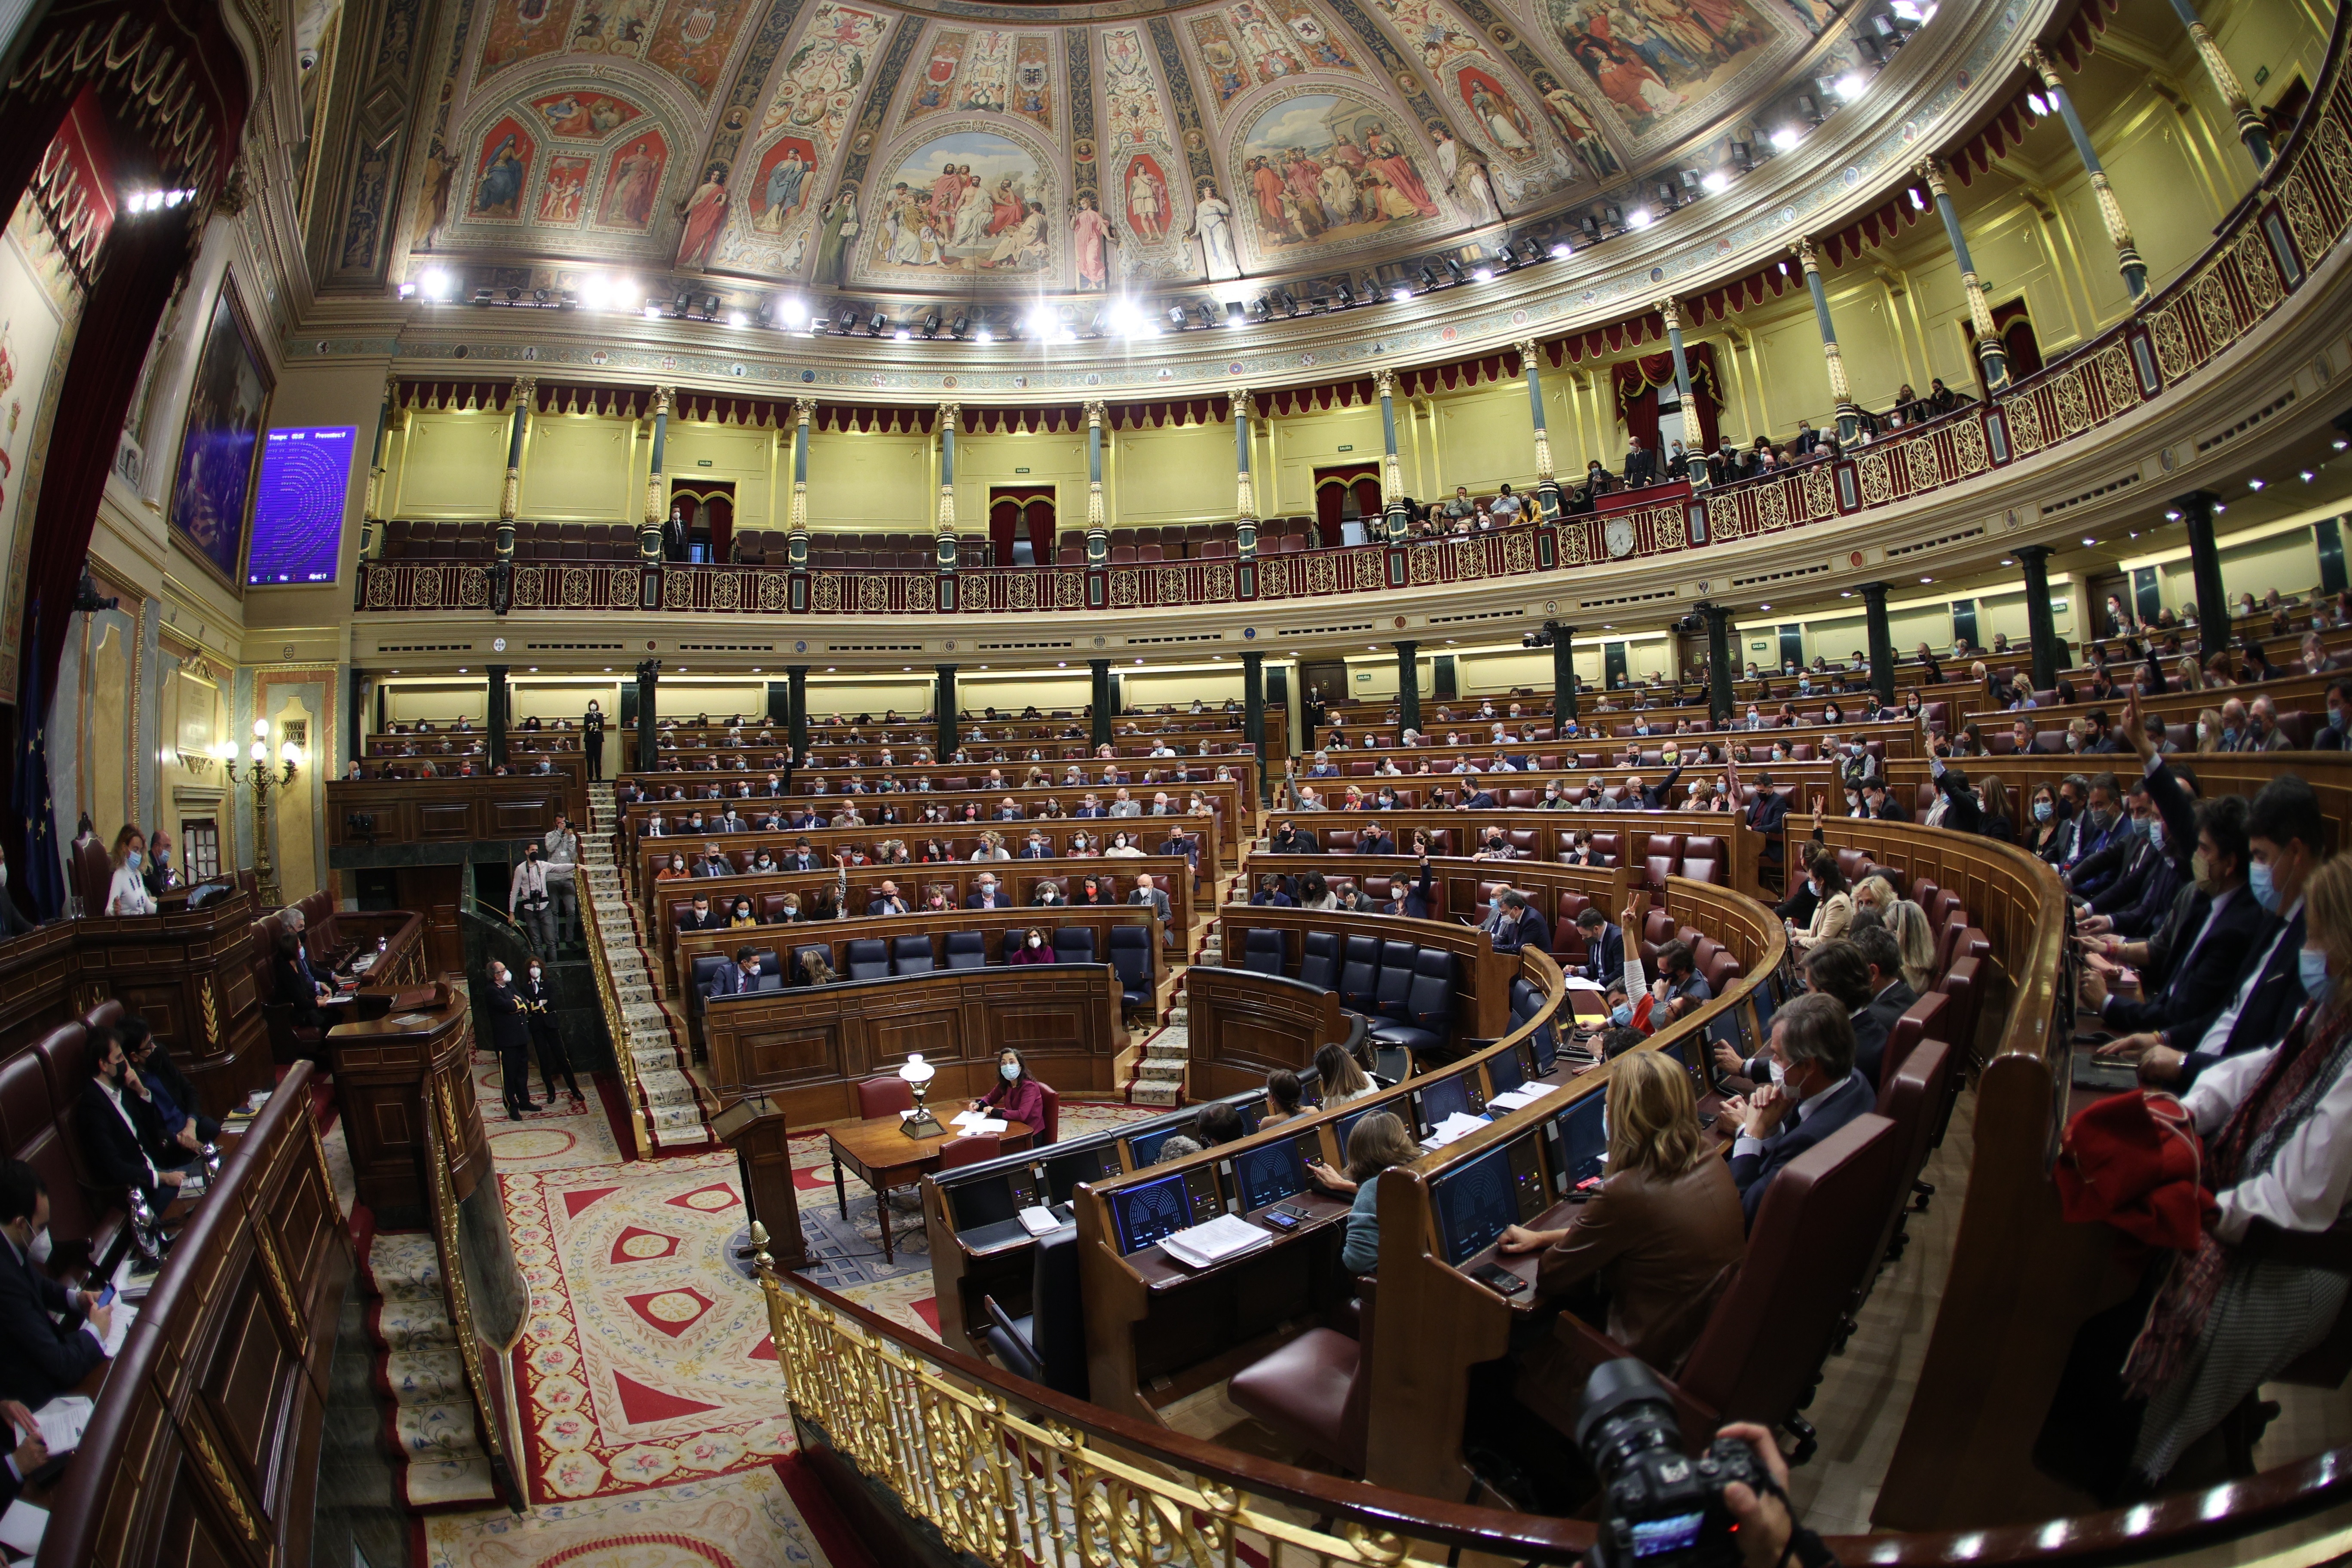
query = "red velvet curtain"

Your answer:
(1611, 345), (1721, 457)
